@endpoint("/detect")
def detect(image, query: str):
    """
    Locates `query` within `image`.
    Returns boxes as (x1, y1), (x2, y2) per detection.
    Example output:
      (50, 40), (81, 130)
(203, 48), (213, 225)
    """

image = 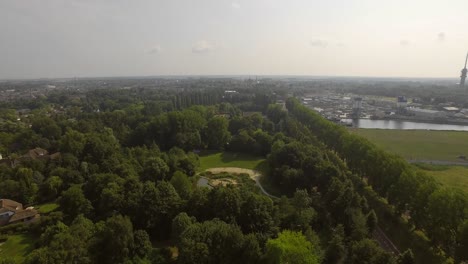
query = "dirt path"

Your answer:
(205, 167), (277, 198)
(408, 159), (468, 166)
(372, 226), (400, 255)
